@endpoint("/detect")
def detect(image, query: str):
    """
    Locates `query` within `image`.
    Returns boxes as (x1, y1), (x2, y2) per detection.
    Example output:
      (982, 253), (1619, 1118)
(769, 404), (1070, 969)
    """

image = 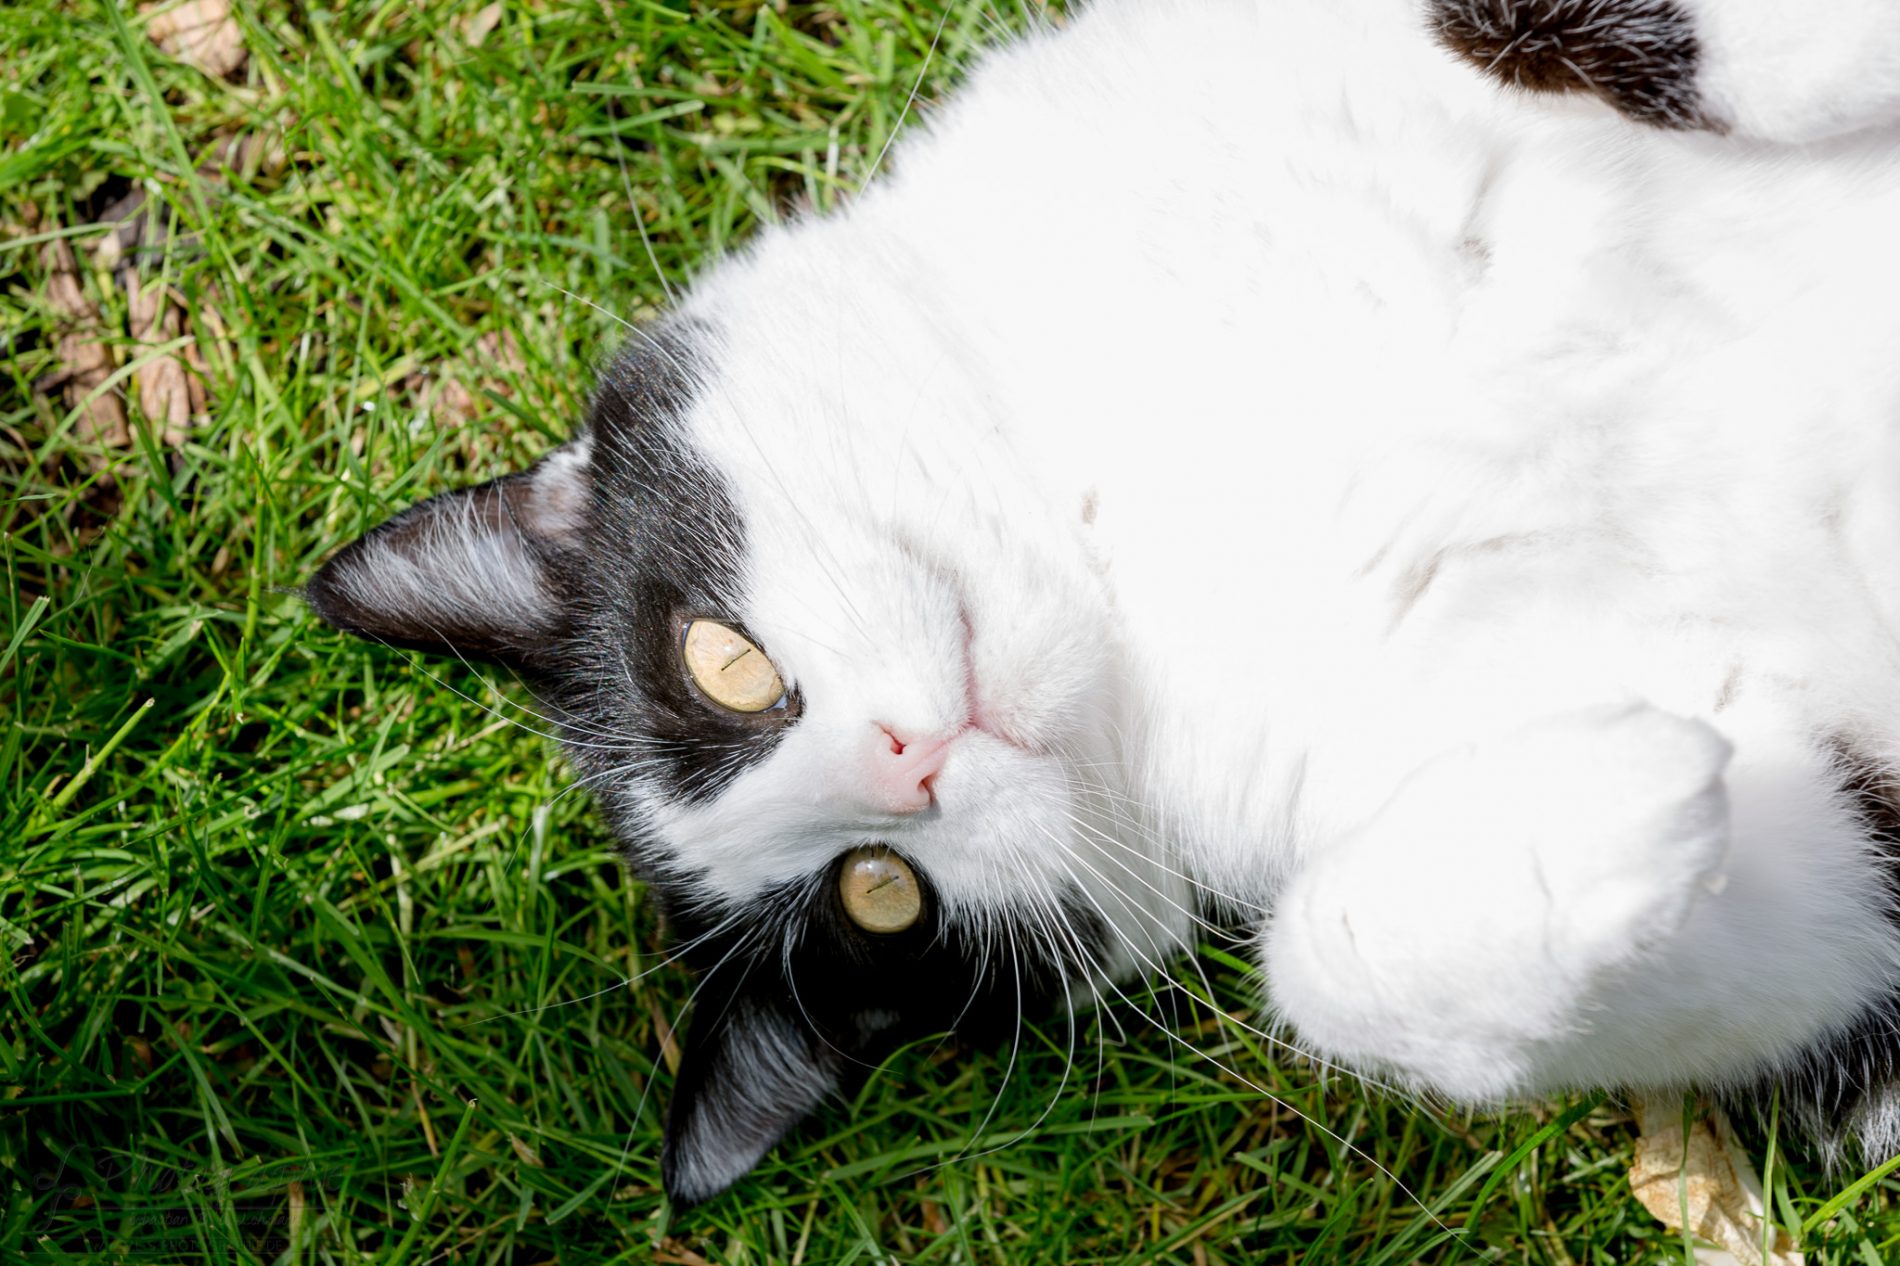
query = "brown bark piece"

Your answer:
(1629, 1098), (1803, 1266)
